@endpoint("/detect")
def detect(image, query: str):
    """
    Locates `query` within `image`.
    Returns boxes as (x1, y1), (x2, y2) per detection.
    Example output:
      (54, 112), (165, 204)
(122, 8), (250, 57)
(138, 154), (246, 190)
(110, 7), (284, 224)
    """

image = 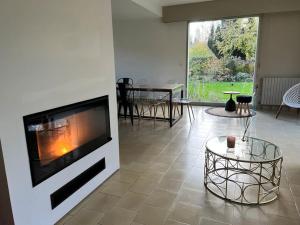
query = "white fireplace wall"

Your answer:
(0, 1), (119, 225)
